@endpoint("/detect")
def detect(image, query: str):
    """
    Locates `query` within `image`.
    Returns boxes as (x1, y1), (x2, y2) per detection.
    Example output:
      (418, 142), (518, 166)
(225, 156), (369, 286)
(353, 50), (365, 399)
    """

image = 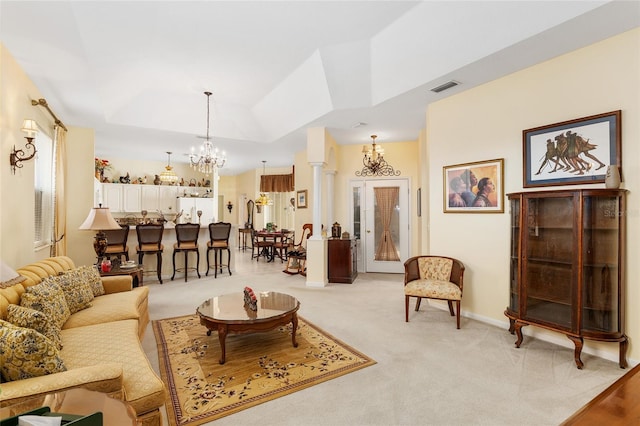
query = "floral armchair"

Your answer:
(403, 255), (465, 329)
